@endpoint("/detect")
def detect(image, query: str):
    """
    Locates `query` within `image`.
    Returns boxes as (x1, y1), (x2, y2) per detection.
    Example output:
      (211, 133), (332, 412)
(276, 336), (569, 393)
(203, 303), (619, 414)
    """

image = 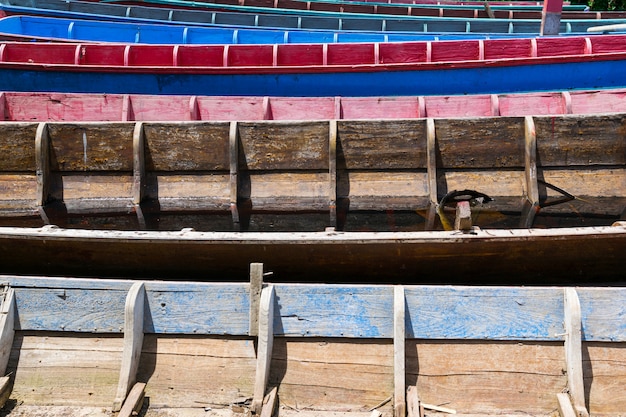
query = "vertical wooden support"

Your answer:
(132, 122), (145, 205)
(329, 120), (338, 229)
(333, 97), (342, 120)
(118, 382), (146, 417)
(425, 118), (437, 230)
(249, 263), (264, 337)
(0, 288), (15, 376)
(394, 286), (406, 417)
(260, 386), (278, 417)
(407, 386), (423, 417)
(252, 285), (275, 415)
(189, 96), (200, 120)
(521, 116), (539, 228)
(122, 94), (133, 121)
(35, 122), (51, 207)
(229, 121), (240, 227)
(0, 92), (6, 120)
(541, 0), (563, 36)
(557, 392), (578, 417)
(113, 282), (146, 412)
(262, 97), (272, 120)
(563, 288), (589, 417)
